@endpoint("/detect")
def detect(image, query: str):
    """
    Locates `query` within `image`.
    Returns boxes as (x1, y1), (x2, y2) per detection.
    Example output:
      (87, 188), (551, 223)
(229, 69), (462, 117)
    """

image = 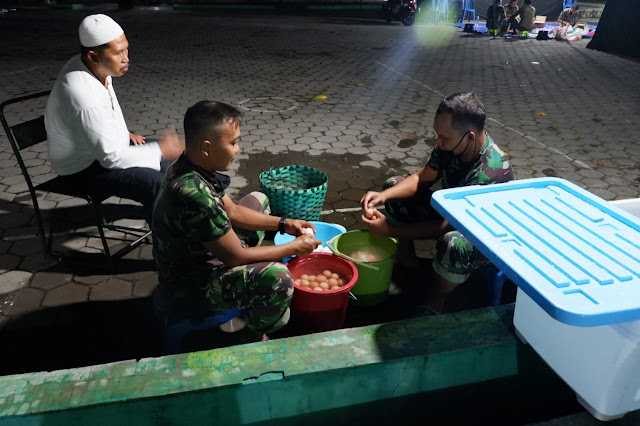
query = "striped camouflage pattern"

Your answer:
(428, 134), (515, 189)
(206, 261), (293, 334)
(152, 156), (232, 288)
(385, 135), (515, 282)
(152, 155), (292, 333)
(432, 231), (490, 284)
